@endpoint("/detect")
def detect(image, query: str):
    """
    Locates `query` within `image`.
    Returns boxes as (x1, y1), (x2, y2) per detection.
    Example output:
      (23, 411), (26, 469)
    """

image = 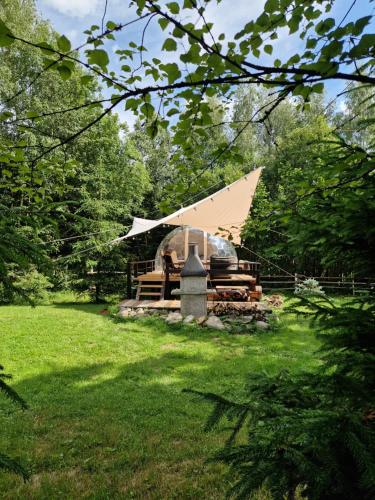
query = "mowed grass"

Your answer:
(0, 297), (321, 499)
